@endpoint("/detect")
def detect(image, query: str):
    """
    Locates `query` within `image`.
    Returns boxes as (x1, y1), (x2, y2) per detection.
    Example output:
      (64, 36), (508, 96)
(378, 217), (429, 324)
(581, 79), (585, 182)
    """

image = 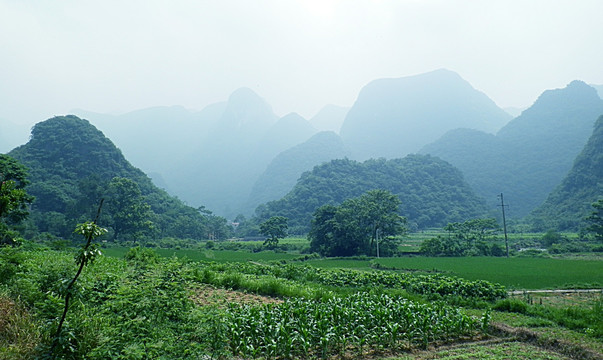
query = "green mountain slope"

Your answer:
(421, 81), (603, 218)
(8, 115), (215, 240)
(254, 155), (489, 233)
(529, 115), (603, 230)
